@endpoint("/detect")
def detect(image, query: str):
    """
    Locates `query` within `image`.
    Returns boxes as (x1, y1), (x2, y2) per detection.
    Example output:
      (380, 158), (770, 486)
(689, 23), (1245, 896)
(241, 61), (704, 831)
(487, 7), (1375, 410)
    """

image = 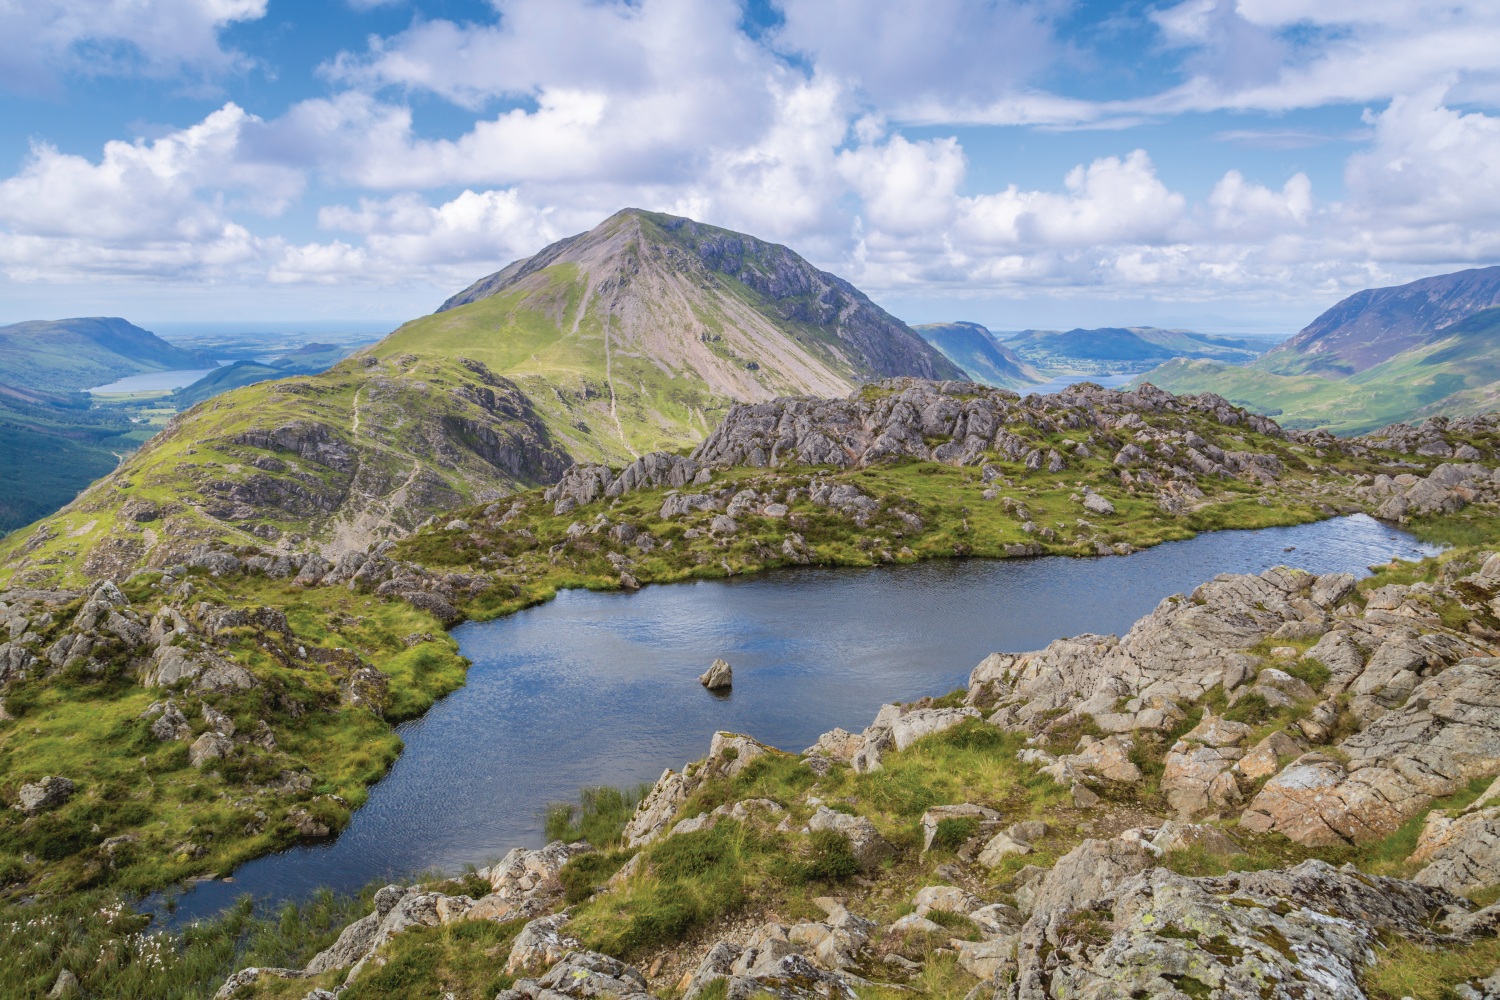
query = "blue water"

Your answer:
(88, 367), (220, 393)
(157, 515), (1438, 923)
